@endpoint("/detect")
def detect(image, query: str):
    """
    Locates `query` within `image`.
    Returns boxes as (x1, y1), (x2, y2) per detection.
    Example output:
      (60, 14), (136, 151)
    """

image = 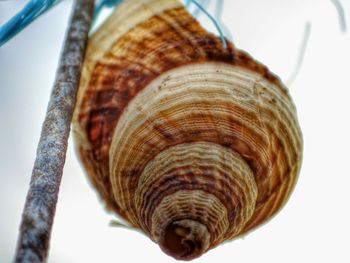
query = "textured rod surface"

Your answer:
(14, 0), (94, 262)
